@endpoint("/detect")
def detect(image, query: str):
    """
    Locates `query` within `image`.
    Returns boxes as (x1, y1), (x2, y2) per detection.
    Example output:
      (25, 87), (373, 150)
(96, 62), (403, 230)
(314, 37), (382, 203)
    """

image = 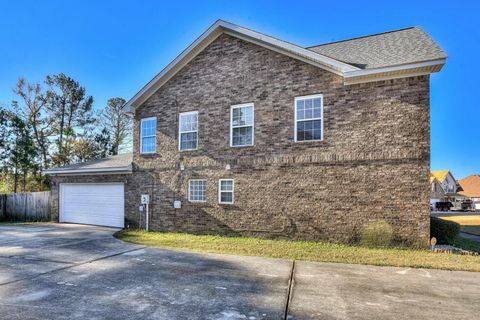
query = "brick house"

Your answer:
(45, 20), (447, 246)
